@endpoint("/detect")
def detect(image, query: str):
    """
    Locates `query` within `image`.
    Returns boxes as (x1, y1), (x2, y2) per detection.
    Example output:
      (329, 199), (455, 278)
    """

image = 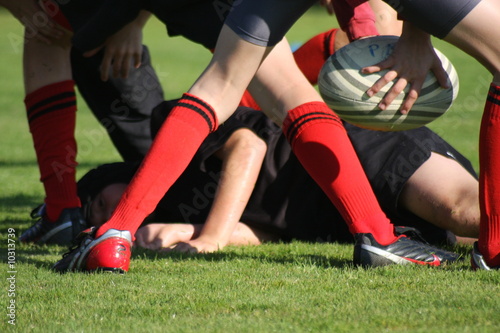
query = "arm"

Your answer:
(134, 222), (267, 251)
(172, 128), (267, 253)
(84, 10), (152, 81)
